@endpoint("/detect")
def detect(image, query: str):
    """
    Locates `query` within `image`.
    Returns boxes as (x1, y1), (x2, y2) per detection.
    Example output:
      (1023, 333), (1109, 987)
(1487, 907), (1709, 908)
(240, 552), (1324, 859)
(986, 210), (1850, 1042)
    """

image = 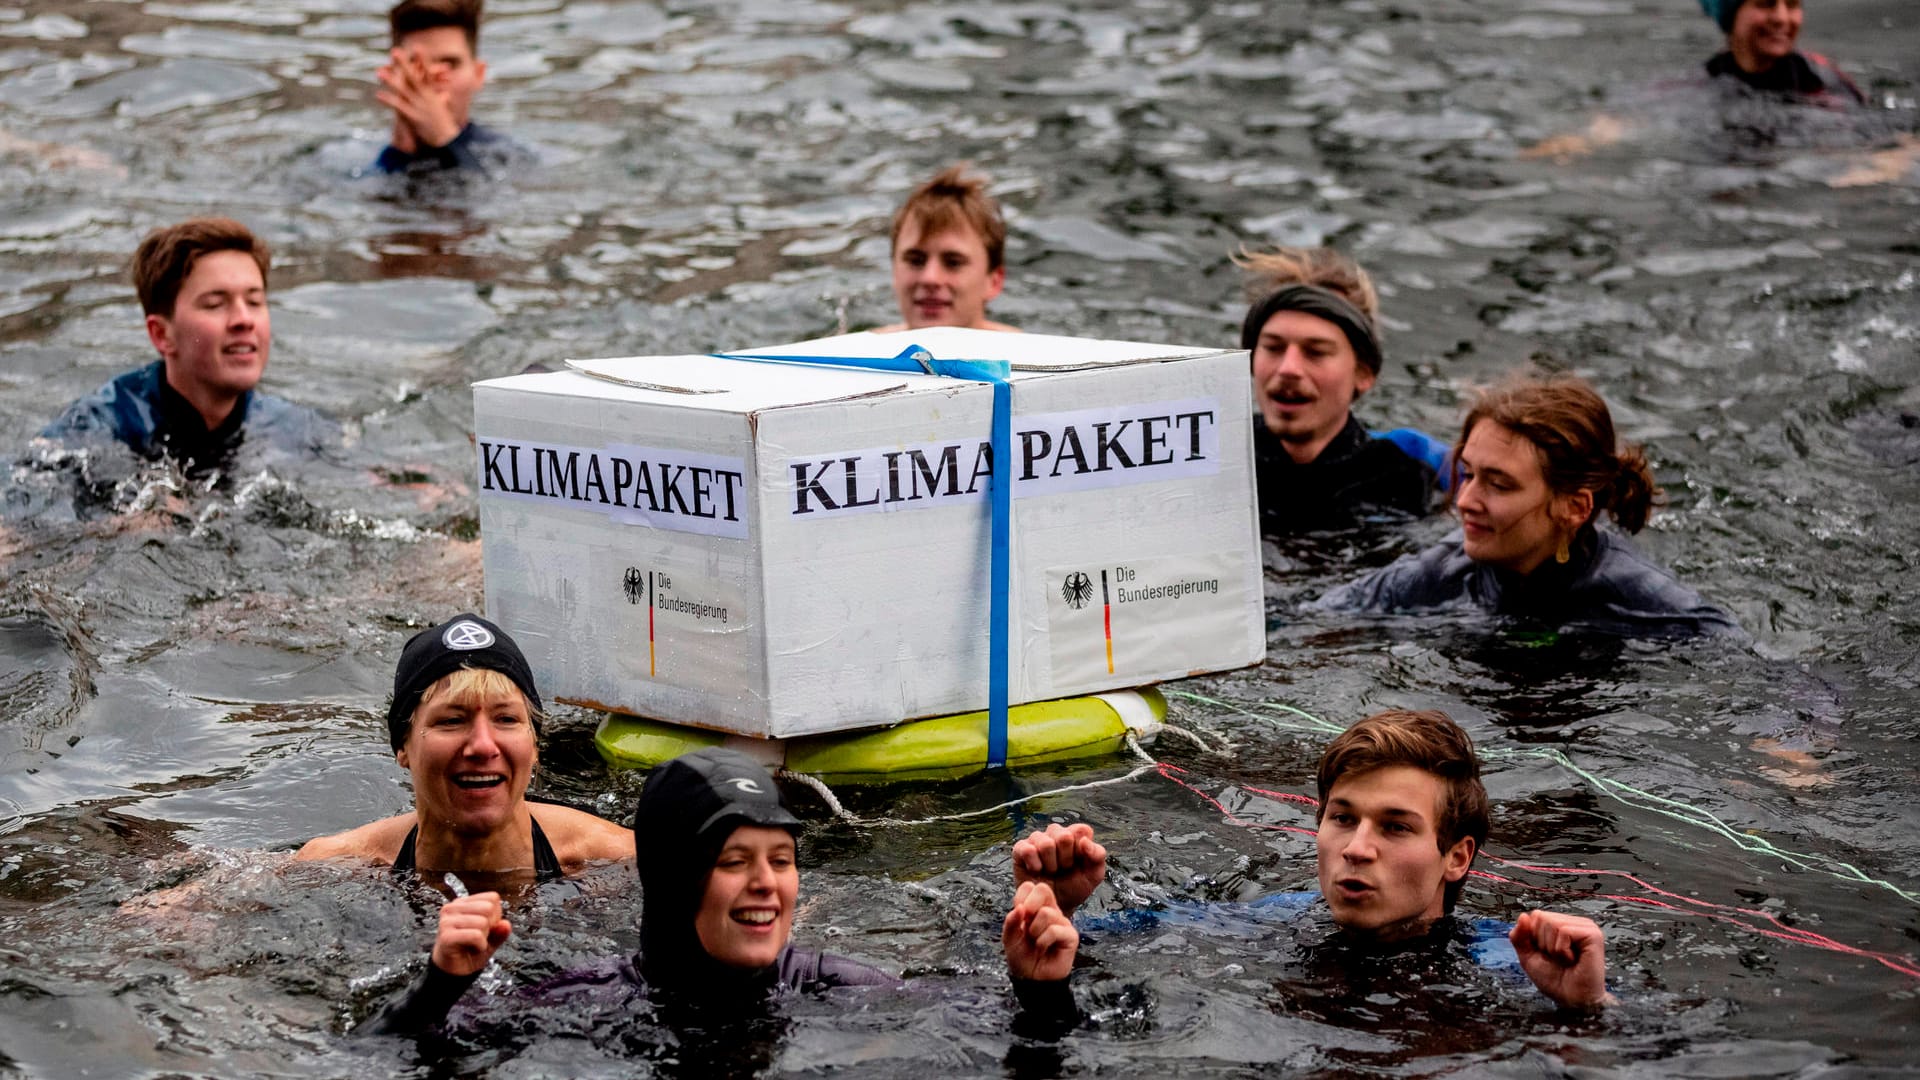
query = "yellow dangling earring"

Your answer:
(1555, 536), (1571, 564)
